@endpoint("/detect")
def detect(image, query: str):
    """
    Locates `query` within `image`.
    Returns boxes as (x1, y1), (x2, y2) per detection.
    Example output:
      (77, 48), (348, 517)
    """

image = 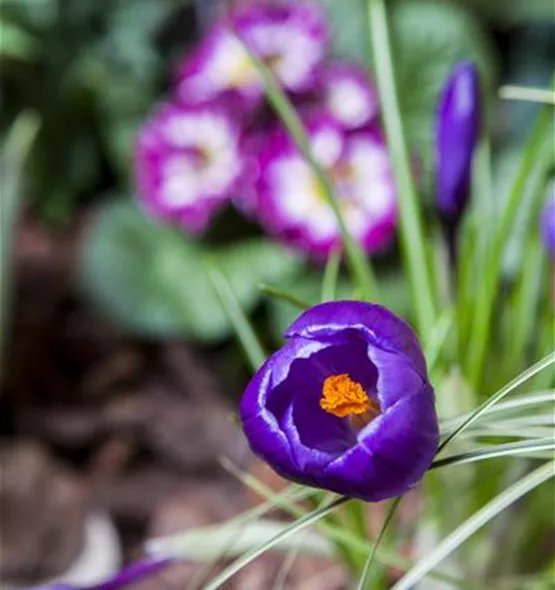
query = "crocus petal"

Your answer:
(285, 301), (428, 377)
(321, 384), (438, 501)
(540, 188), (555, 257)
(272, 343), (377, 472)
(322, 61), (379, 130)
(435, 61), (481, 223)
(134, 101), (244, 234)
(240, 337), (329, 480)
(241, 301), (439, 502)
